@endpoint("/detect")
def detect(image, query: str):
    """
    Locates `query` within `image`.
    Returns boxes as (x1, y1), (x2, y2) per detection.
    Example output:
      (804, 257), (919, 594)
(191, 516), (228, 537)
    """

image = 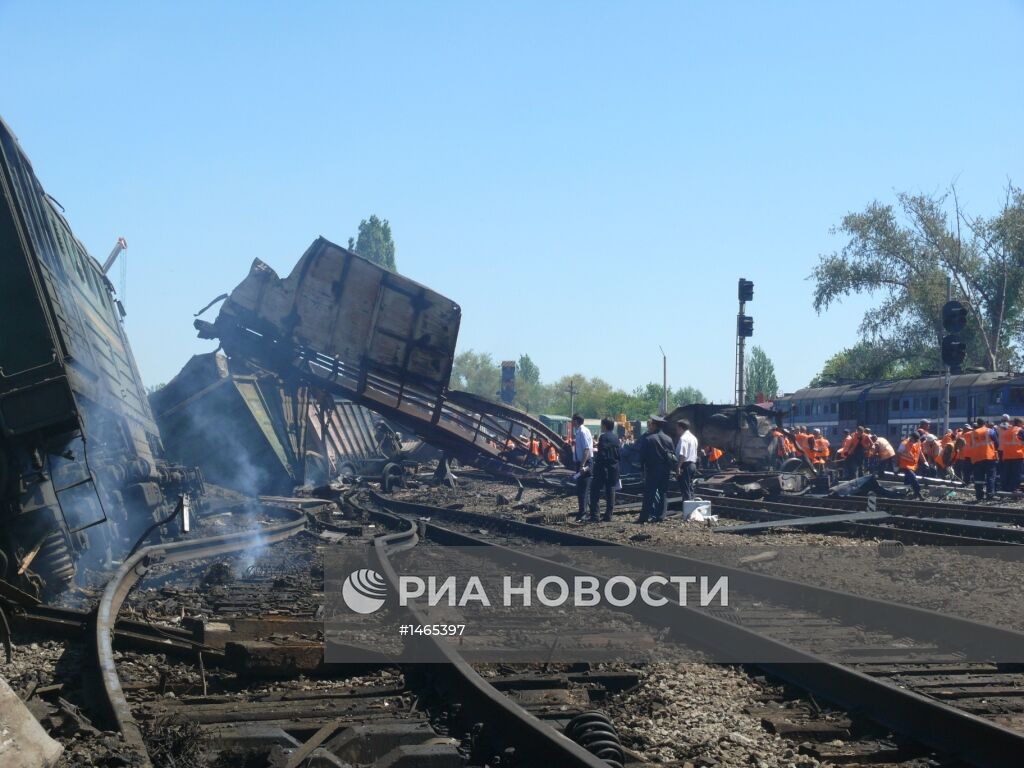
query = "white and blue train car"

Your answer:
(774, 373), (1024, 447)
